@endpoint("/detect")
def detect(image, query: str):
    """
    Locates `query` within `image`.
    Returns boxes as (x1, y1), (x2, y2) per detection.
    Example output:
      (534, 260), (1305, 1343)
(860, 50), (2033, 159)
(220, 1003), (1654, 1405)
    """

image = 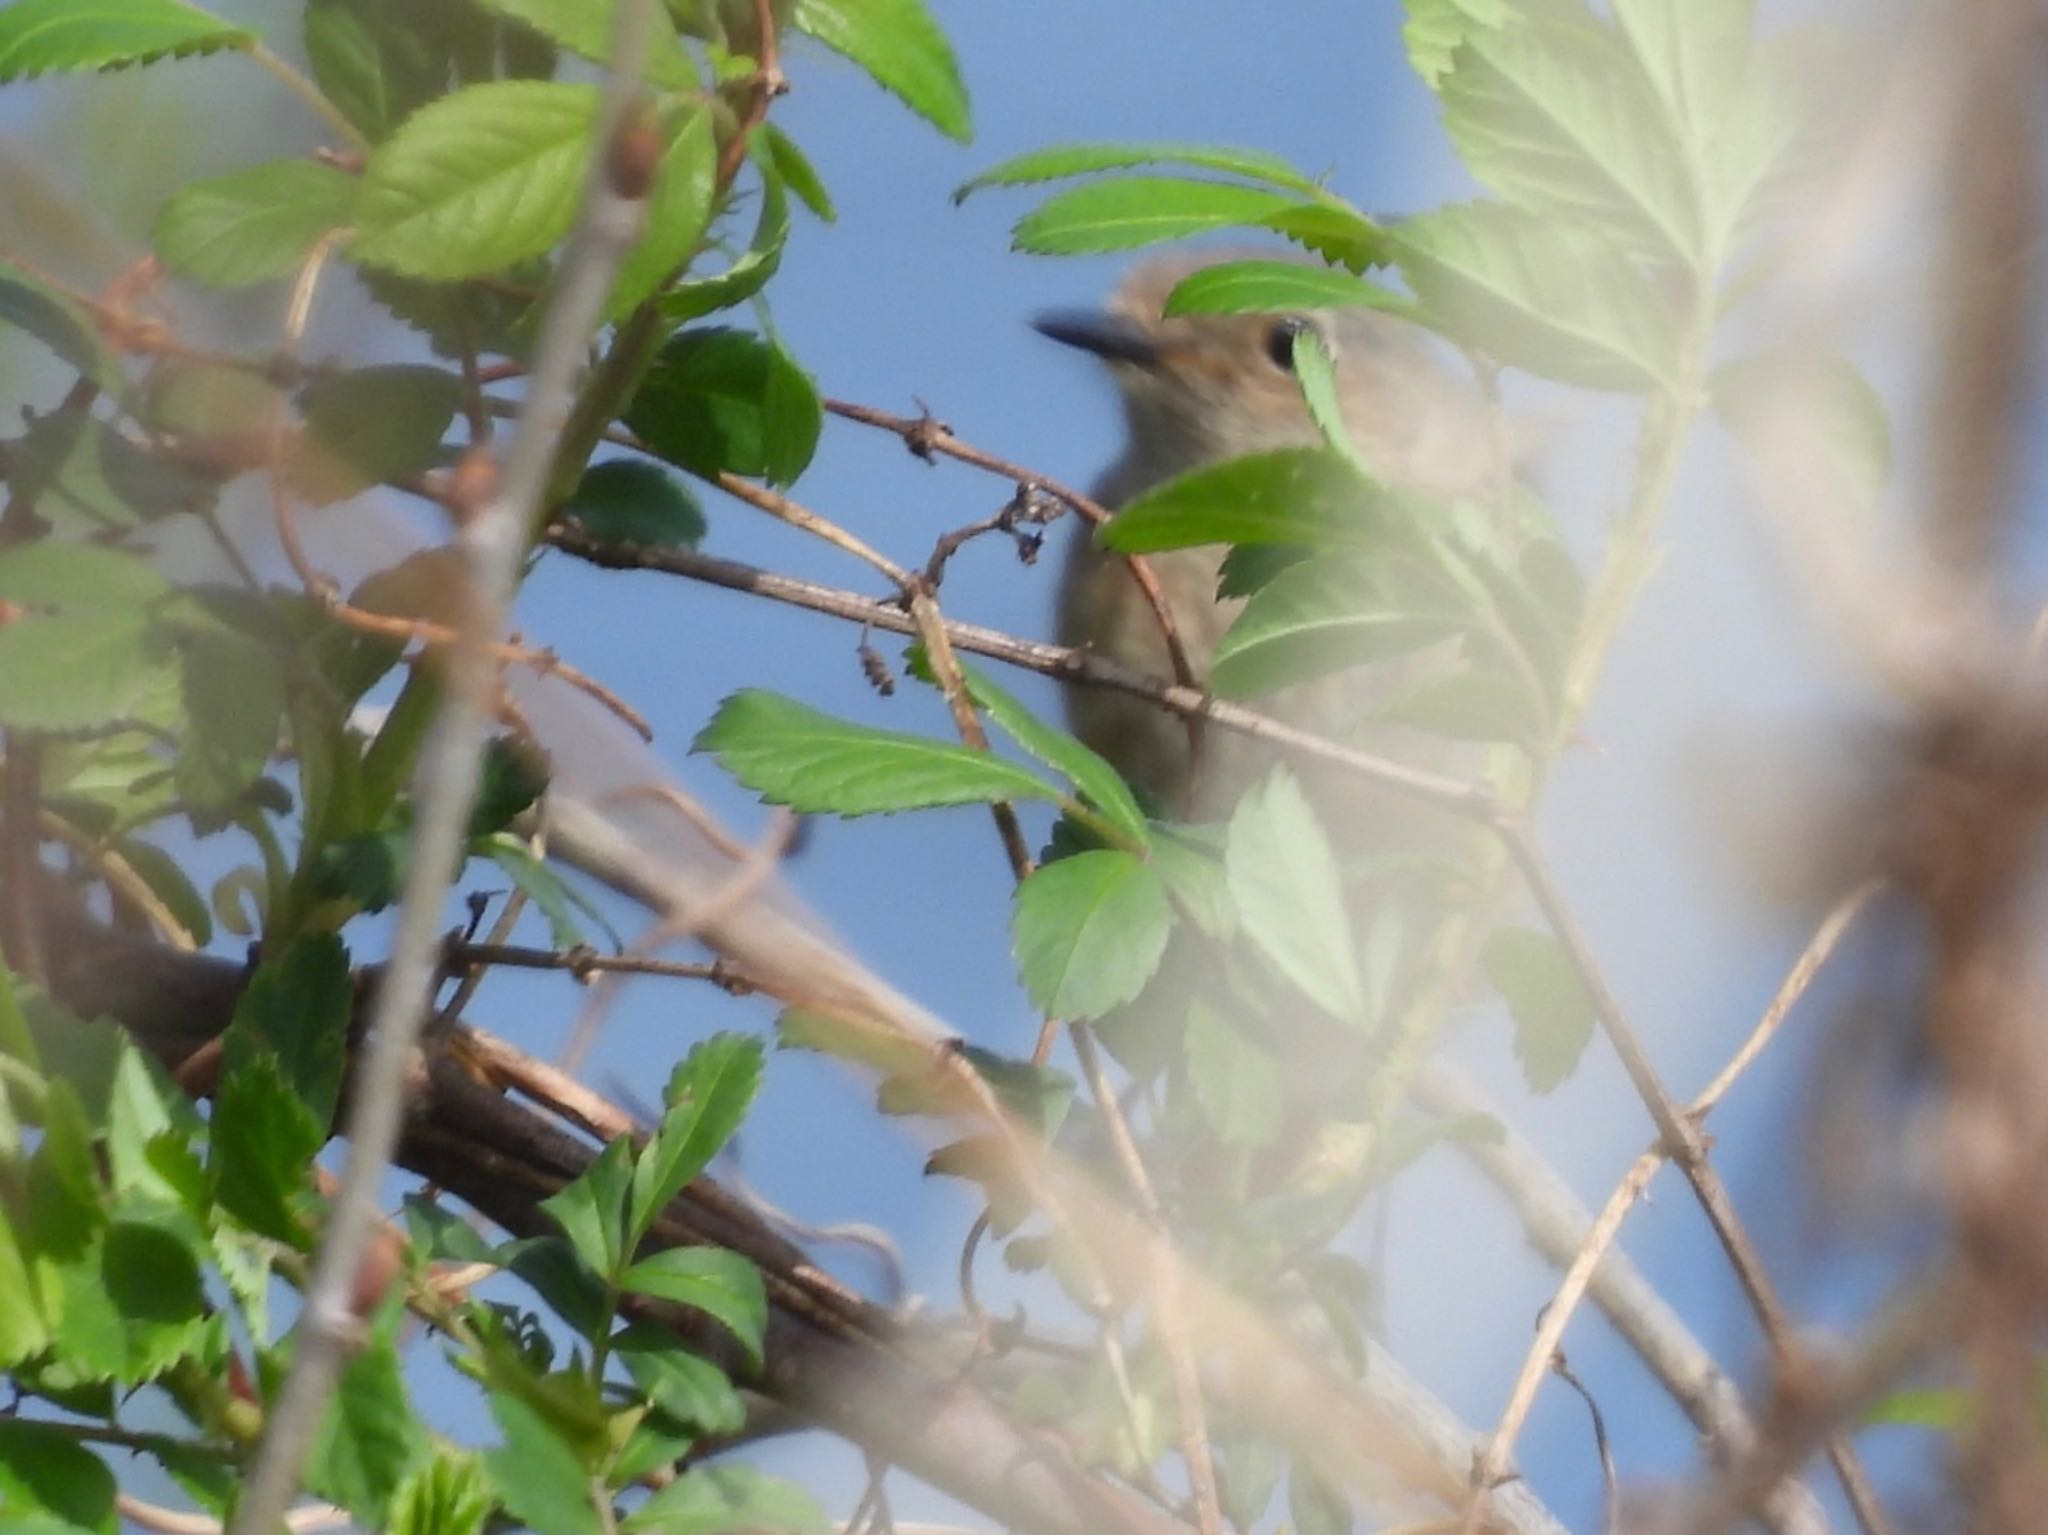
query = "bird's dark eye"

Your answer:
(1264, 316), (1310, 371)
